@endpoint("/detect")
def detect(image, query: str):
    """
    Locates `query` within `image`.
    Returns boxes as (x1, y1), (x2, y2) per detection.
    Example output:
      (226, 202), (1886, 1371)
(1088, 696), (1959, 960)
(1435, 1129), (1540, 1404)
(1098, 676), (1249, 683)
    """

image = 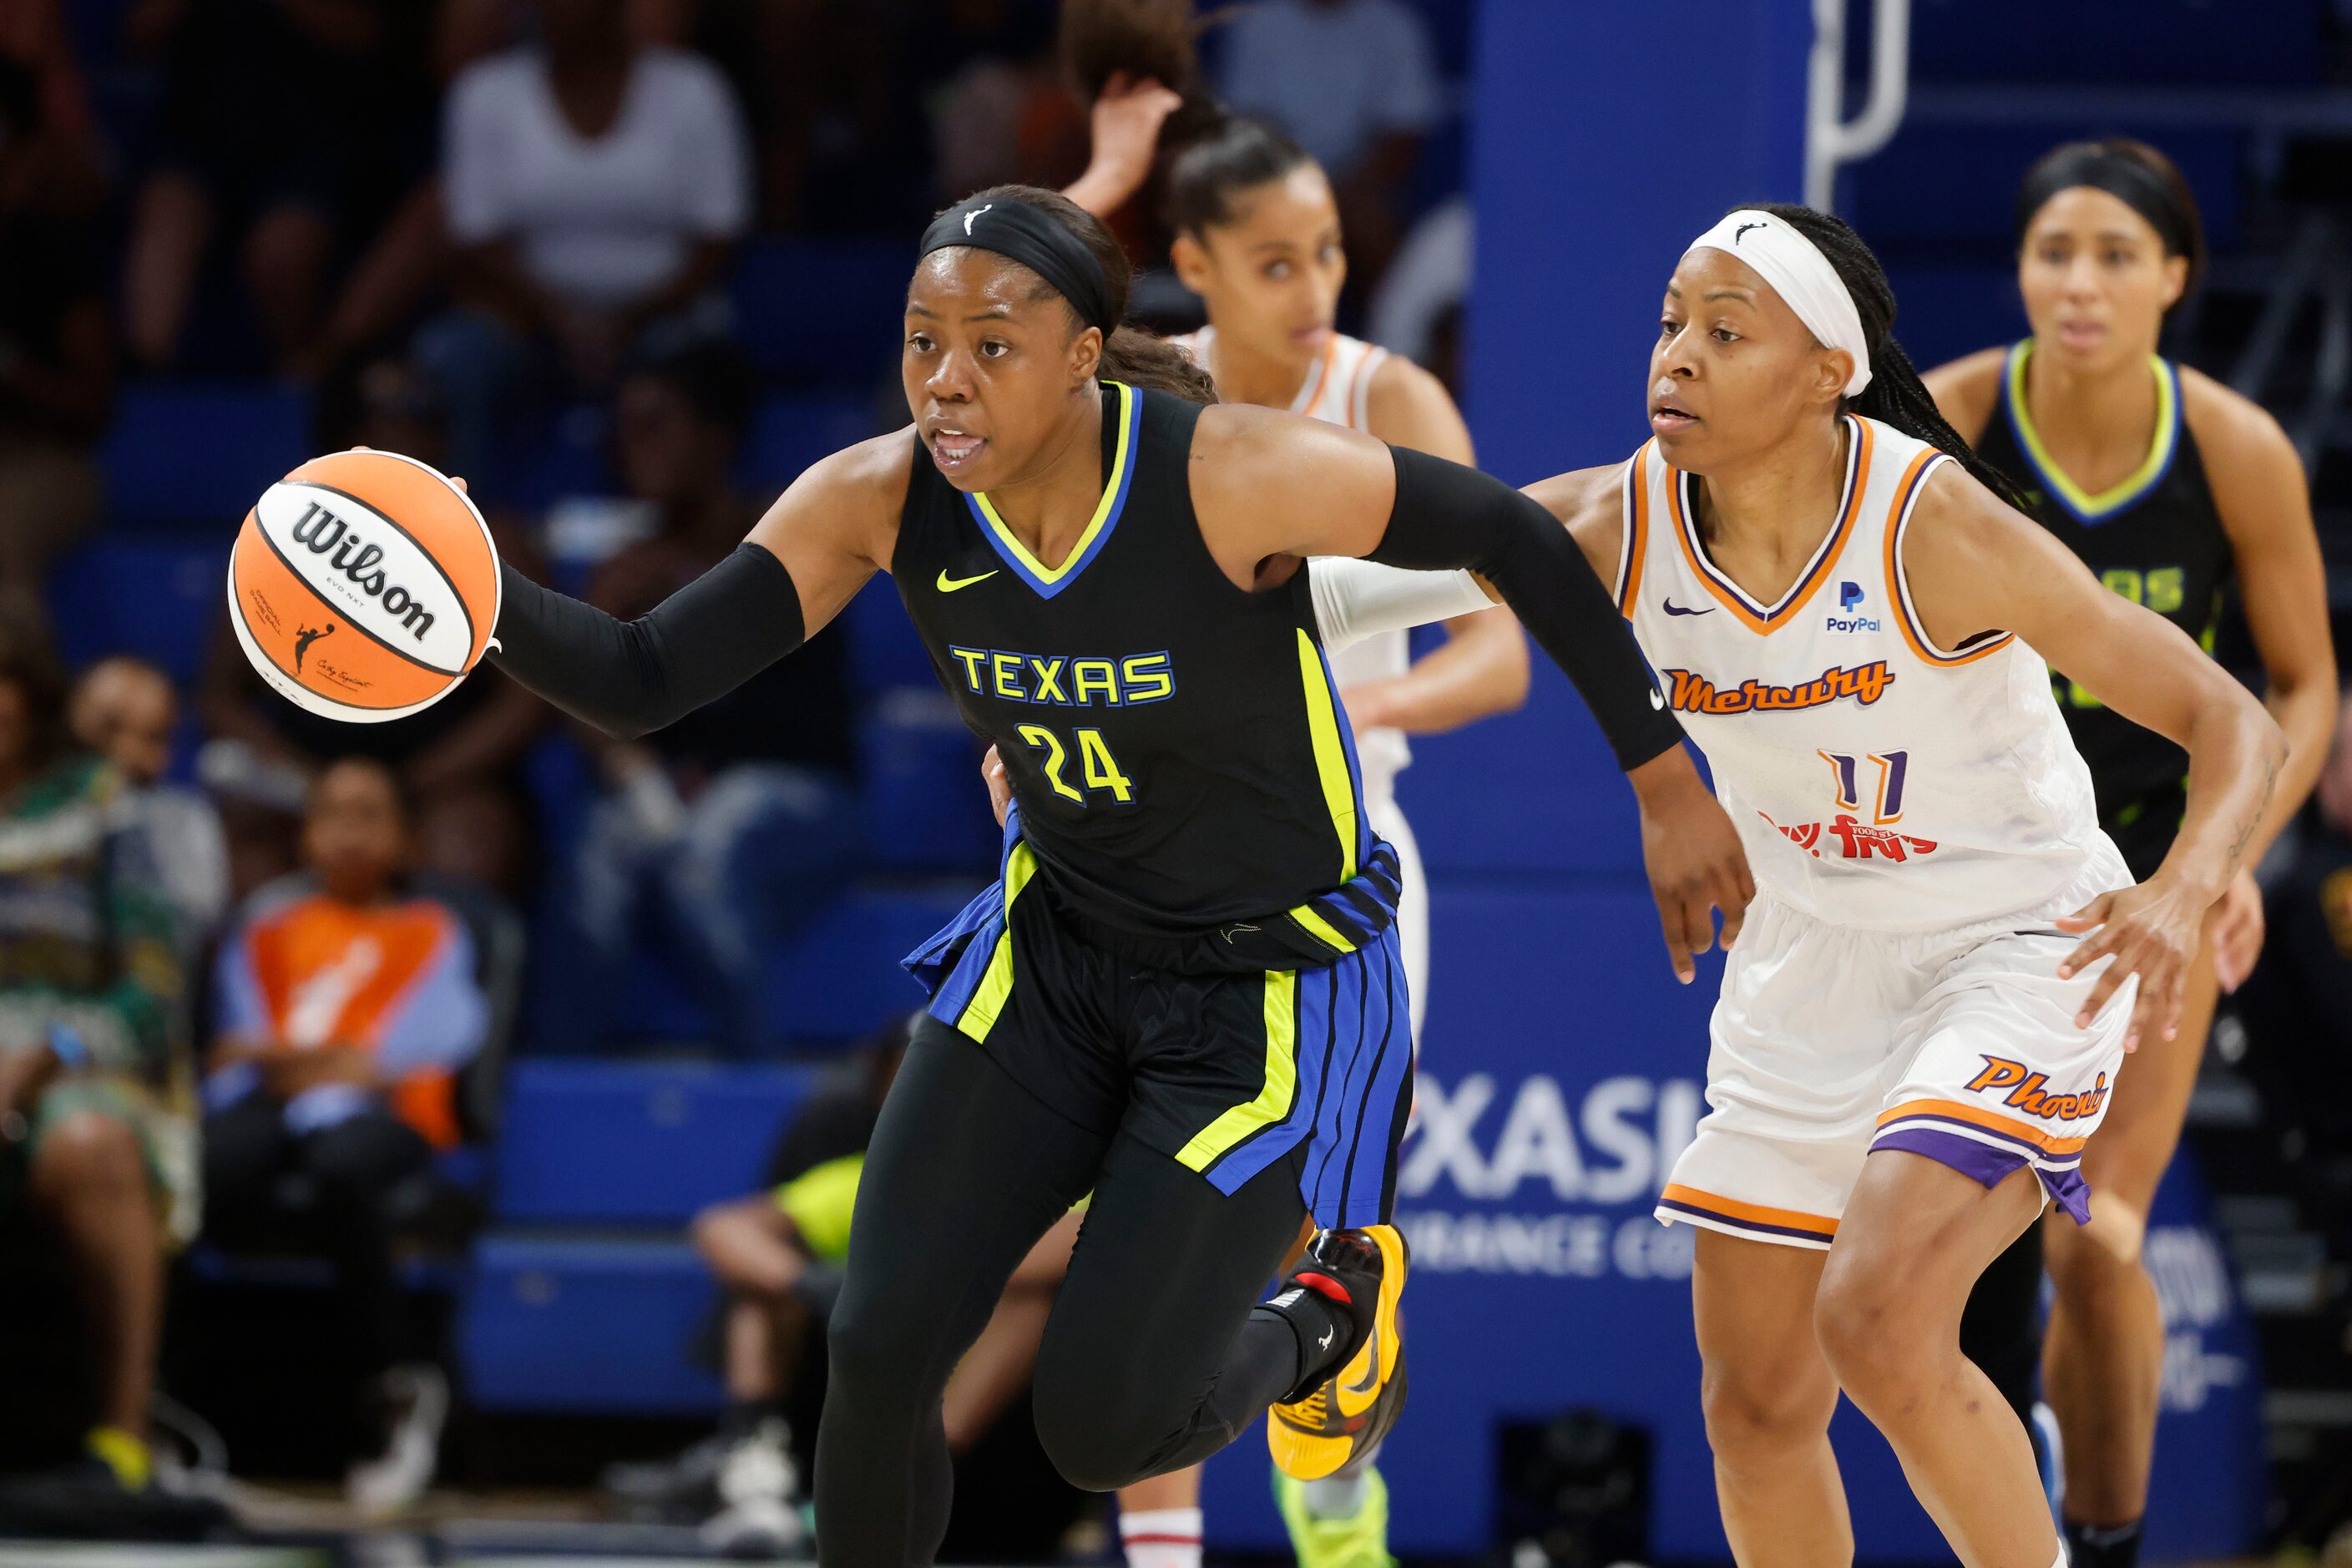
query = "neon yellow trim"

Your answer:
(1176, 969), (1298, 1171)
(1290, 903), (1358, 953)
(772, 1154), (865, 1262)
(1296, 630), (1358, 881)
(2007, 341), (2176, 518)
(970, 382), (1135, 582)
(955, 843), (1037, 1043)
